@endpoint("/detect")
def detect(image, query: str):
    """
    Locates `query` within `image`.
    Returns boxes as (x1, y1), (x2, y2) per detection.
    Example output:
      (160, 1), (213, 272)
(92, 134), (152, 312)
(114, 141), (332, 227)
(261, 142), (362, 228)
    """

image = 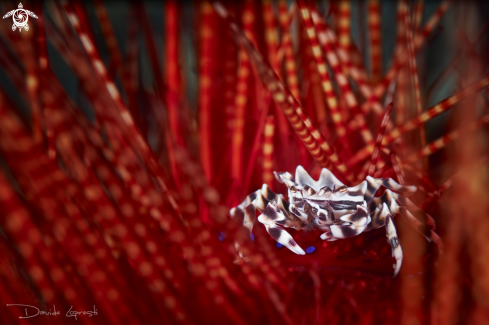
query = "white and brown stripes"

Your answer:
(262, 116), (275, 187)
(60, 2), (192, 320)
(367, 103), (393, 177)
(231, 0), (255, 186)
(215, 3), (353, 182)
(34, 4), (56, 159)
(277, 0), (309, 163)
(120, 7), (141, 130)
(390, 153), (405, 185)
(300, 4), (373, 145)
(223, 28), (238, 135)
(393, 0), (409, 126)
(405, 8), (426, 150)
(347, 74), (489, 167)
(311, 10), (384, 116)
(262, 0), (279, 73)
(367, 0), (382, 84)
(384, 75), (489, 144)
(93, 0), (123, 78)
(262, 0), (290, 149)
(164, 0), (182, 145)
(199, 1), (216, 183)
(362, 0), (451, 114)
(335, 0), (352, 57)
(405, 114), (489, 163)
(298, 1), (346, 140)
(277, 0), (299, 100)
